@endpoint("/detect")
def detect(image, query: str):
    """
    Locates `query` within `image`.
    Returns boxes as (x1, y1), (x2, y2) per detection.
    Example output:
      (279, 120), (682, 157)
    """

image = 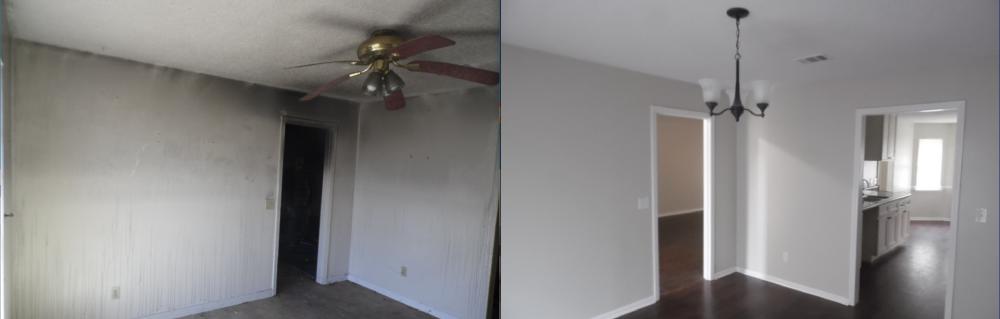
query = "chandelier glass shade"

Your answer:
(699, 7), (773, 121)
